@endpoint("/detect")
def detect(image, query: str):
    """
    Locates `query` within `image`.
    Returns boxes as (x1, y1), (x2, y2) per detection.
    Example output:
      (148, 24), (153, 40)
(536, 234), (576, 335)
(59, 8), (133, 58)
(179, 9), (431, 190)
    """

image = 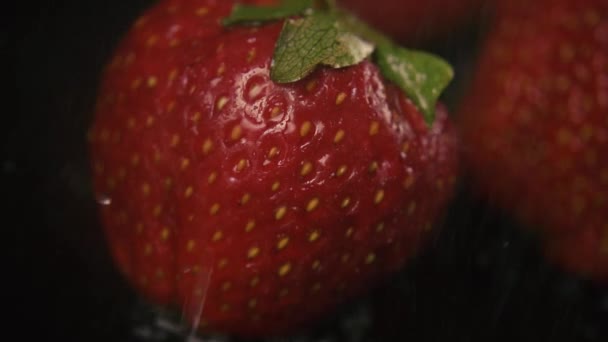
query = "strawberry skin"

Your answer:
(460, 0), (608, 282)
(88, 0), (459, 336)
(337, 0), (491, 43)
